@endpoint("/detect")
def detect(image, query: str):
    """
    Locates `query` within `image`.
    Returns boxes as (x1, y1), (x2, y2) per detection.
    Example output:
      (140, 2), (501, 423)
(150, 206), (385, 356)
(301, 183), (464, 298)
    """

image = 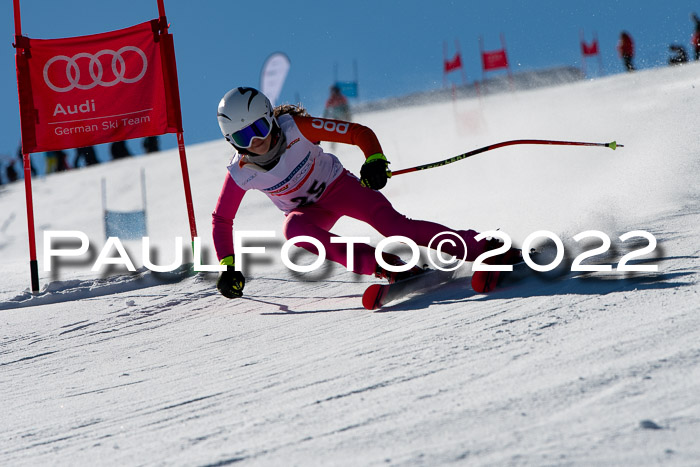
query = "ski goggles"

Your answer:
(230, 115), (274, 148)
